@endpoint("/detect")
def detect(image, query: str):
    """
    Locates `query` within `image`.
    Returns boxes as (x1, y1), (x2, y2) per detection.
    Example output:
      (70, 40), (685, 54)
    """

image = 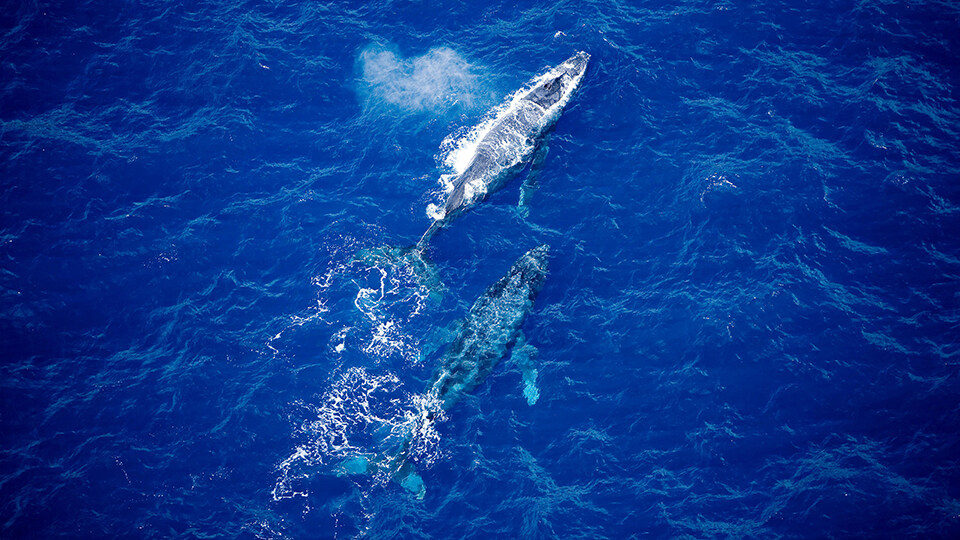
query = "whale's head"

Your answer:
(512, 244), (550, 299)
(524, 51), (589, 110)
